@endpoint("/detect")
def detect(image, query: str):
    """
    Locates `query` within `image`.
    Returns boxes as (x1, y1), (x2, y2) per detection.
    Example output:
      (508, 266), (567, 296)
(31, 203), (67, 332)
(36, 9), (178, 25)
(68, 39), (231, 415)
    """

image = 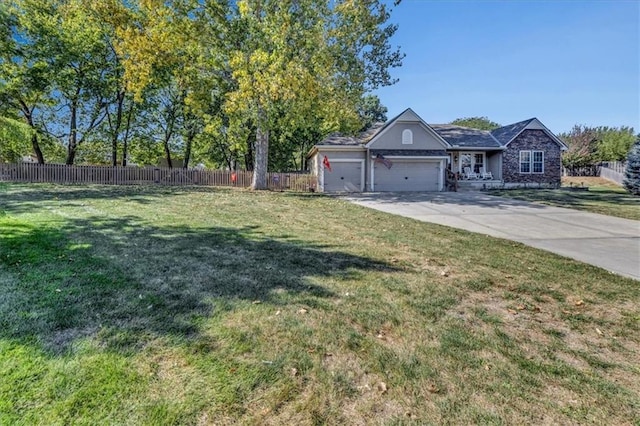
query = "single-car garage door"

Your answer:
(374, 160), (440, 192)
(323, 161), (363, 192)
